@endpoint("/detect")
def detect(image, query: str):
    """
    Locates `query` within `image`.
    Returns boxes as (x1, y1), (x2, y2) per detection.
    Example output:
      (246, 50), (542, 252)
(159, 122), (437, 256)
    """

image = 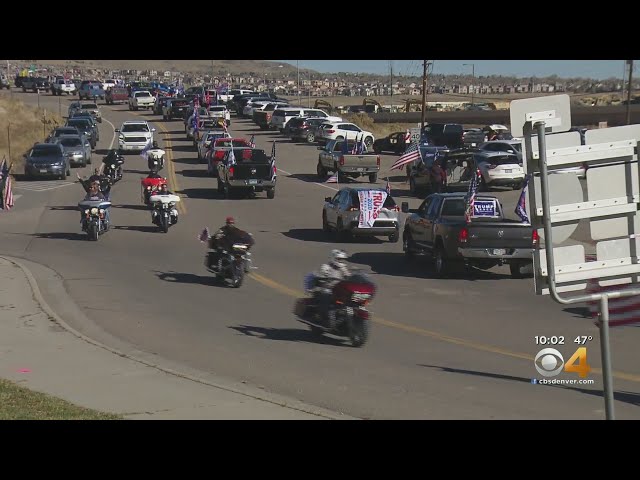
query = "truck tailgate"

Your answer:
(340, 154), (379, 168)
(232, 163), (272, 180)
(466, 221), (533, 249)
